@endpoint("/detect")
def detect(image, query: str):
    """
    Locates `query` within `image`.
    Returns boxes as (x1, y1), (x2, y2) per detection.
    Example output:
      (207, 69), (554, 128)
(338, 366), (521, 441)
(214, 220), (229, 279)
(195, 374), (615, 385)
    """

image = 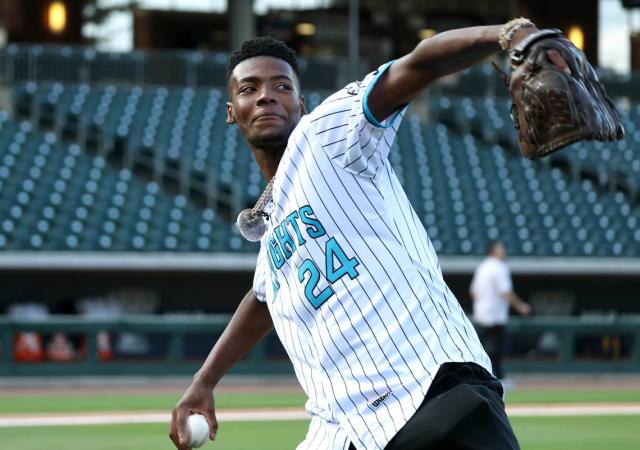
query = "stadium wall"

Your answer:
(1, 253), (640, 315)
